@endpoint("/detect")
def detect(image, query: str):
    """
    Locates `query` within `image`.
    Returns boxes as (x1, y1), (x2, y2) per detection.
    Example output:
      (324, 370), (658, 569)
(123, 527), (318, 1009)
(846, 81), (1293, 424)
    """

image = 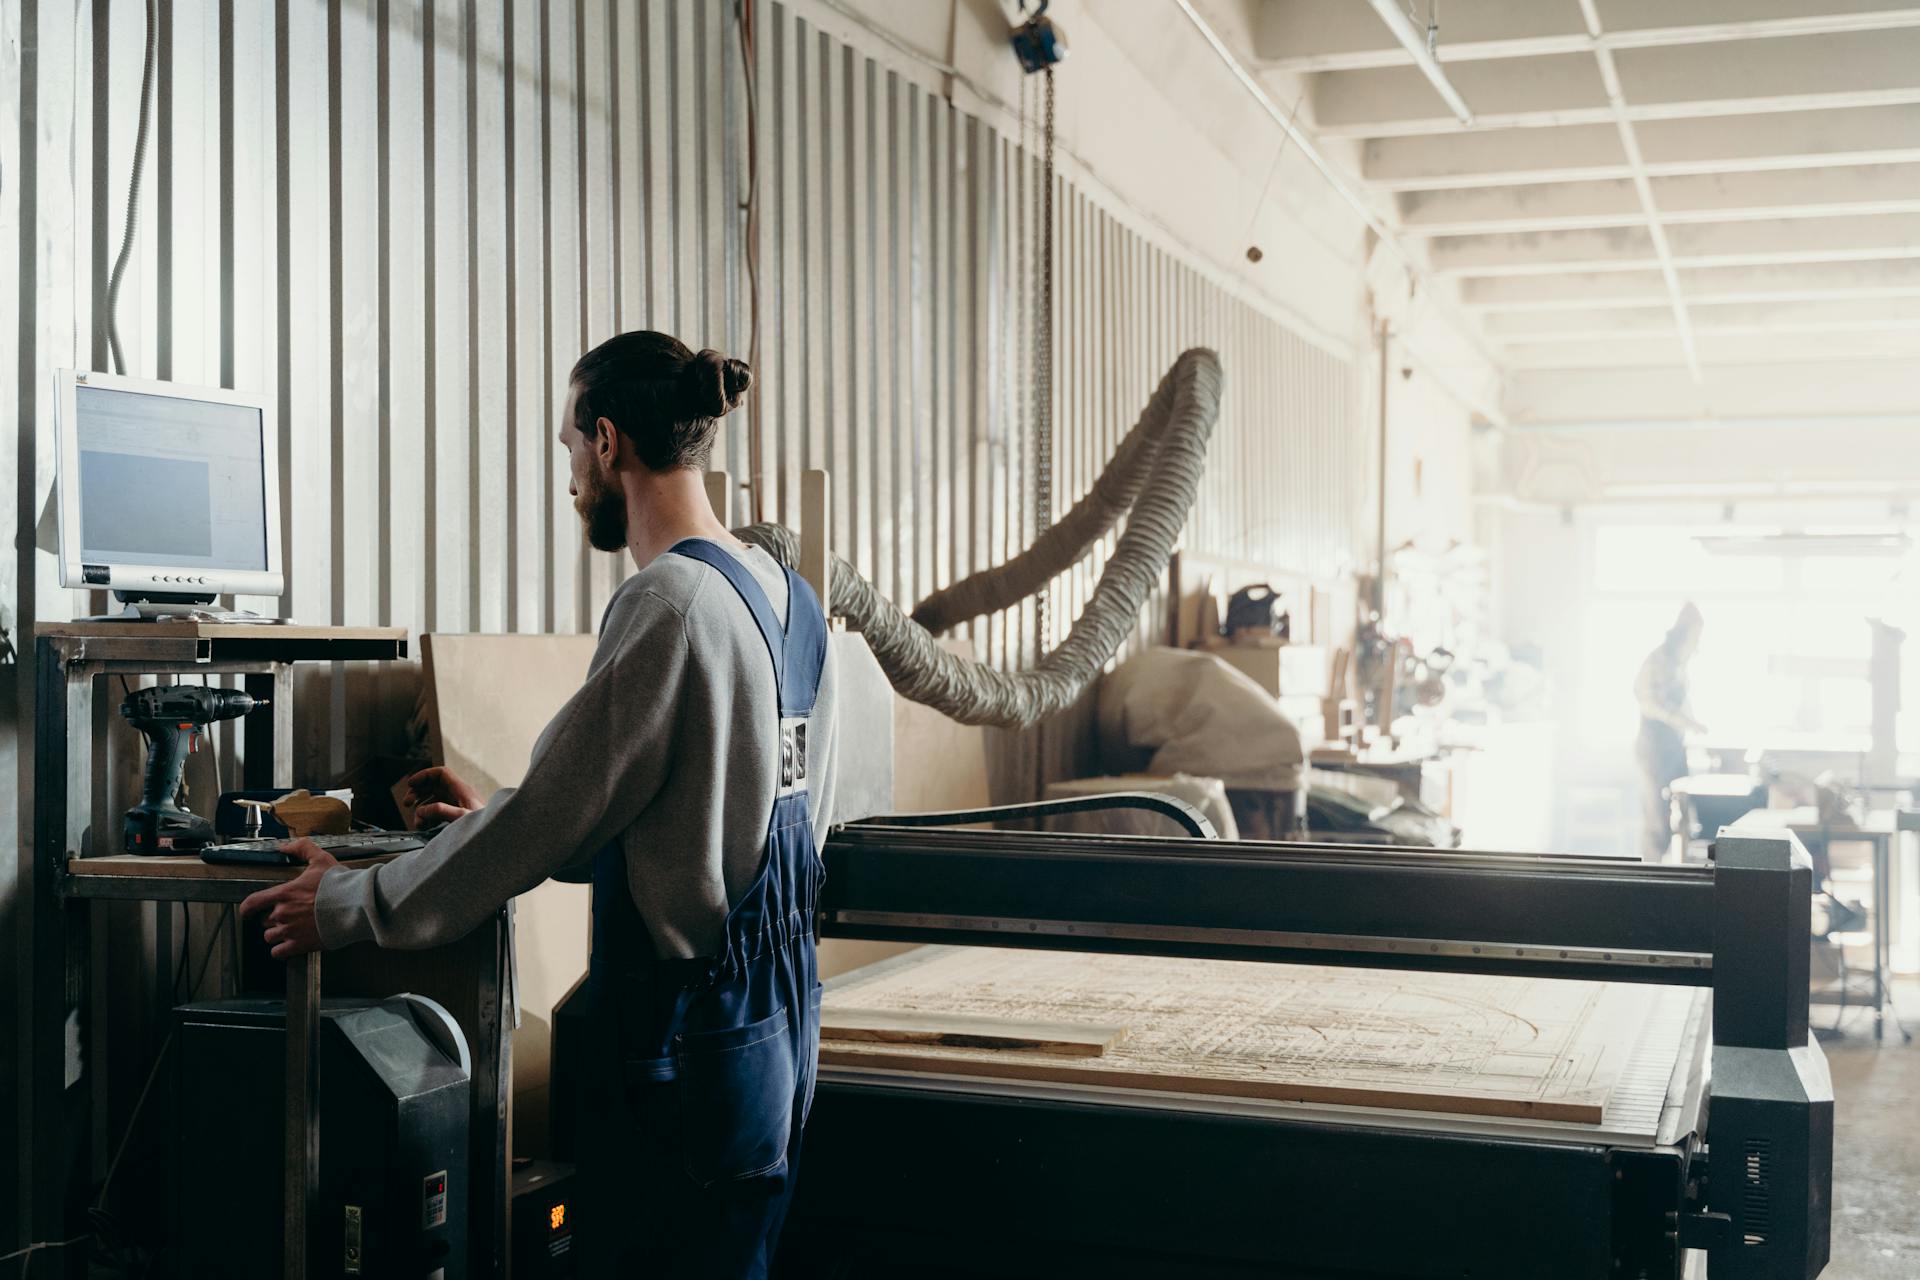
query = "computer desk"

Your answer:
(24, 622), (511, 1279)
